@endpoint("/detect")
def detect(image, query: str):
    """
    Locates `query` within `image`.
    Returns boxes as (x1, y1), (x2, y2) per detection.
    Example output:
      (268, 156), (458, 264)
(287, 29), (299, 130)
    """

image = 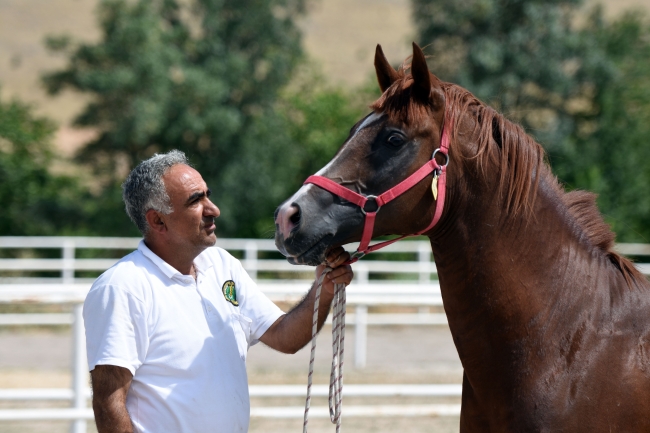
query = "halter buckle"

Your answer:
(432, 148), (449, 167)
(350, 251), (366, 260)
(361, 195), (380, 215)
